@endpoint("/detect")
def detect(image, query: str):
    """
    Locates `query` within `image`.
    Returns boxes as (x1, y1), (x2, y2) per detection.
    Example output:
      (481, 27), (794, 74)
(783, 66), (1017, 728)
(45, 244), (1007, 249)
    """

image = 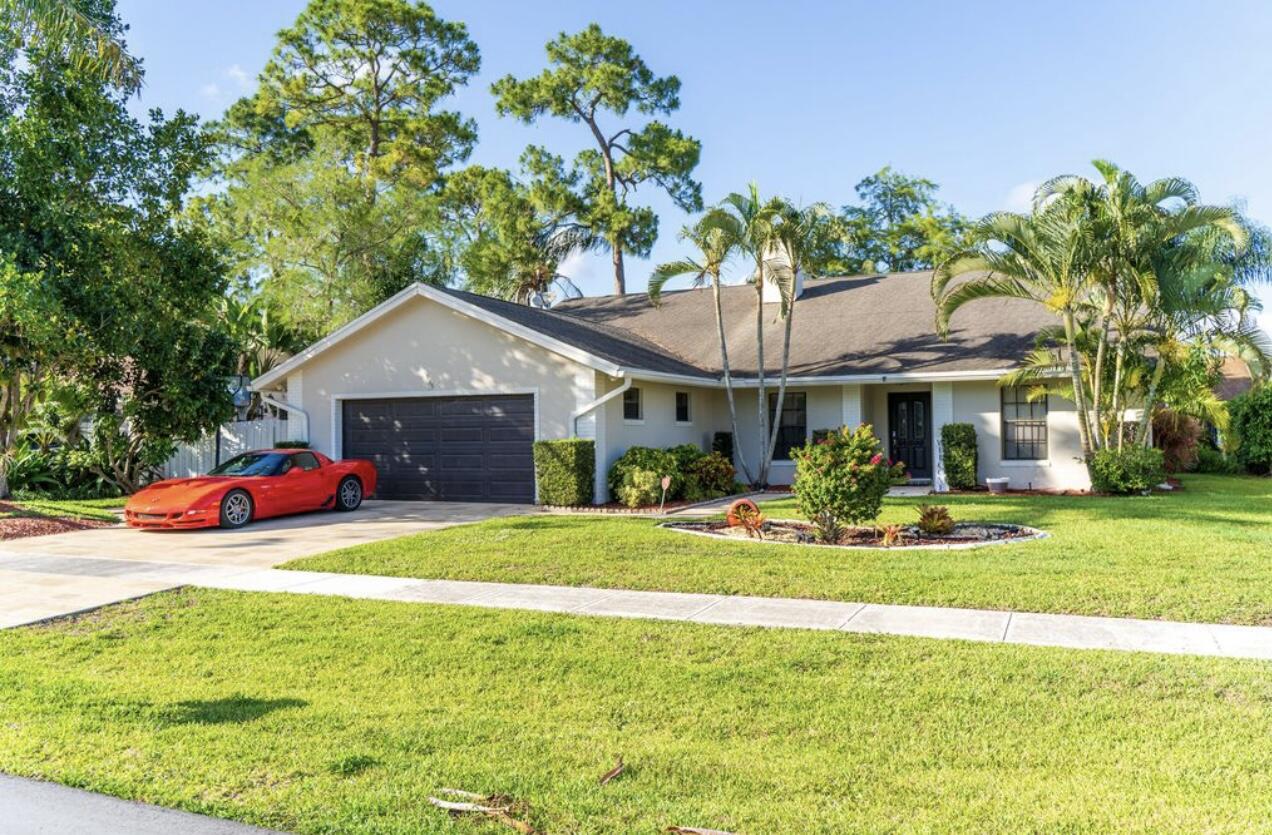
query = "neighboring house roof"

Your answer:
(254, 271), (1055, 390)
(1215, 355), (1255, 401)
